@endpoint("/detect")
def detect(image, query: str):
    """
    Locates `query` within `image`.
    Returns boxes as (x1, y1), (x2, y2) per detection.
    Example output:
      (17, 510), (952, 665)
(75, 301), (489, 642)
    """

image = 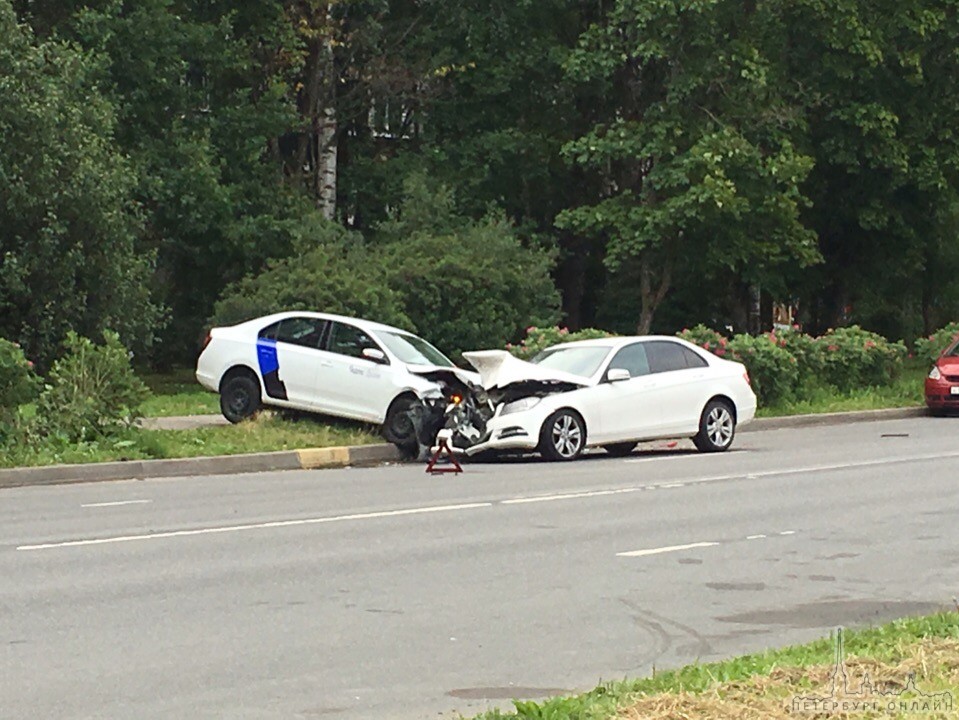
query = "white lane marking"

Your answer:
(617, 541), (719, 558)
(501, 487), (640, 505)
(81, 500), (152, 508)
(660, 483), (684, 488)
(746, 534), (767, 540)
(779, 530), (796, 535)
(17, 502), (492, 551)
